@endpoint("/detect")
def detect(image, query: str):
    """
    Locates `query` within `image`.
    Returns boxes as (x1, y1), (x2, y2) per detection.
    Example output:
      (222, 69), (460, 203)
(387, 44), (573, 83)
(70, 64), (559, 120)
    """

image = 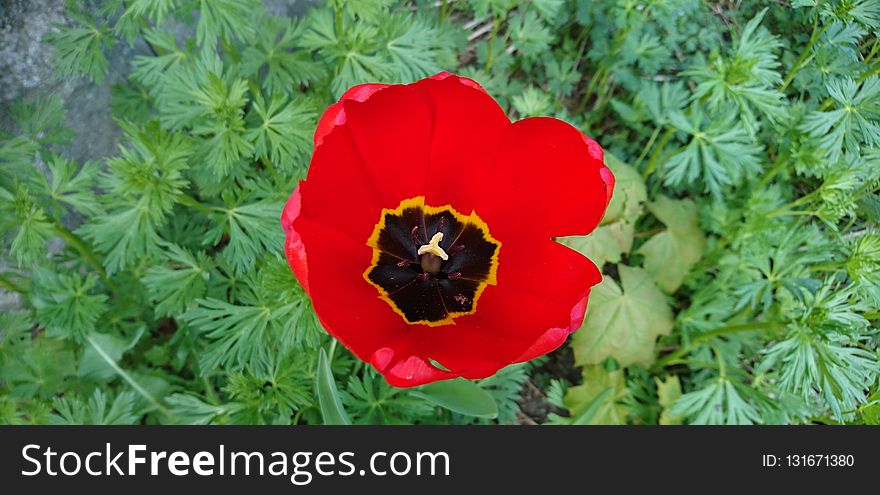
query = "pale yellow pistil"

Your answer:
(418, 232), (448, 274)
(418, 232), (449, 260)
